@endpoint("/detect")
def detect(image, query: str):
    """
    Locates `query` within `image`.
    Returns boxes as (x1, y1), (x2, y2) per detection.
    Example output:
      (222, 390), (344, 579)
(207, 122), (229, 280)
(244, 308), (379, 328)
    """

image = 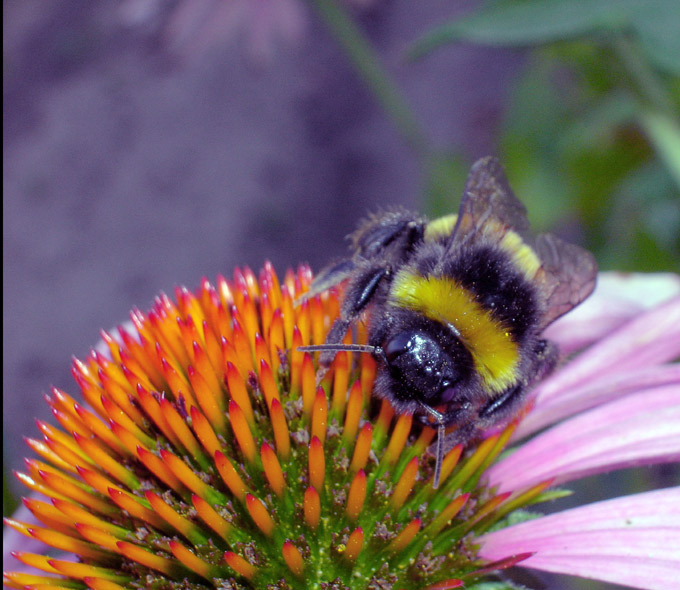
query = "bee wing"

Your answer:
(447, 156), (598, 328)
(296, 259), (355, 304)
(447, 156), (529, 251)
(534, 233), (598, 329)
